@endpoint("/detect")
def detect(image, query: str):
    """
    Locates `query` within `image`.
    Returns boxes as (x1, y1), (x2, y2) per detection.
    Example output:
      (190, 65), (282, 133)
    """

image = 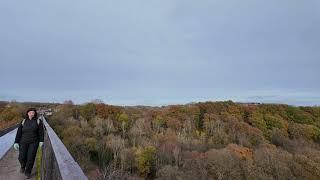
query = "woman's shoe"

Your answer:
(19, 167), (25, 173)
(25, 172), (31, 179)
